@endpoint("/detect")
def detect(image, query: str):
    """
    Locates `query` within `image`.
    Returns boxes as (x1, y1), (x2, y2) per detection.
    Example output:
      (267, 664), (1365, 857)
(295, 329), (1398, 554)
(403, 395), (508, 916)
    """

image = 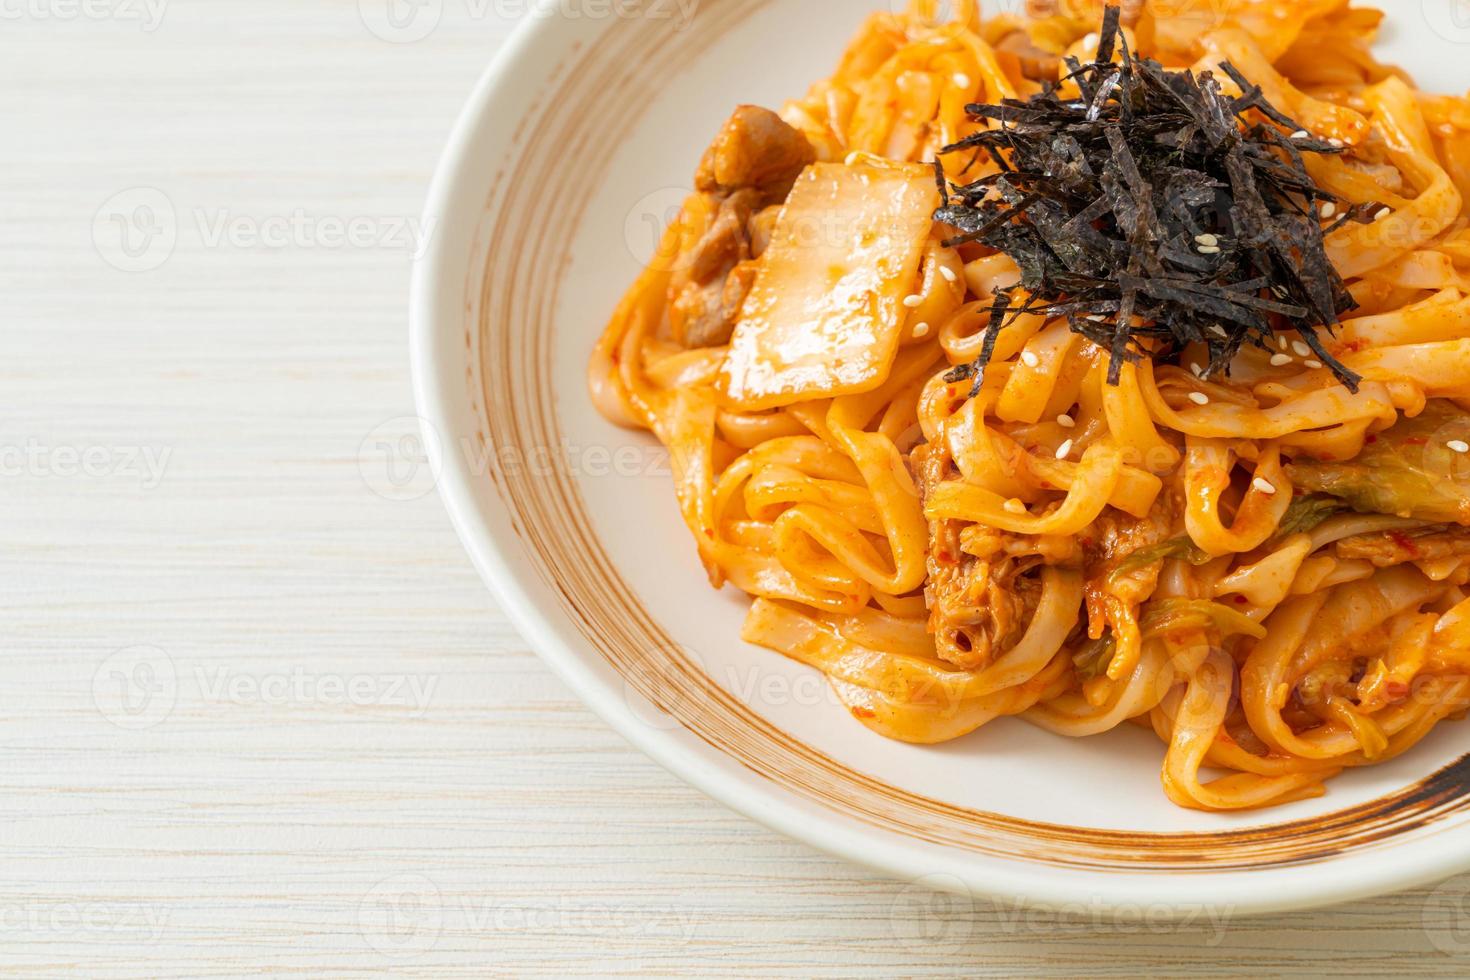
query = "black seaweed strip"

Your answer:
(933, 5), (1366, 389)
